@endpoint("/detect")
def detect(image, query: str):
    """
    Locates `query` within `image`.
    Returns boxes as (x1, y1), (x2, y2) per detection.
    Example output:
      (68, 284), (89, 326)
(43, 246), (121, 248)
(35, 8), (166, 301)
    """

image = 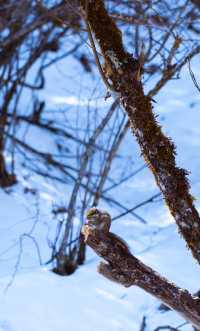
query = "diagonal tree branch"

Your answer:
(79, 0), (200, 265)
(82, 223), (200, 330)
